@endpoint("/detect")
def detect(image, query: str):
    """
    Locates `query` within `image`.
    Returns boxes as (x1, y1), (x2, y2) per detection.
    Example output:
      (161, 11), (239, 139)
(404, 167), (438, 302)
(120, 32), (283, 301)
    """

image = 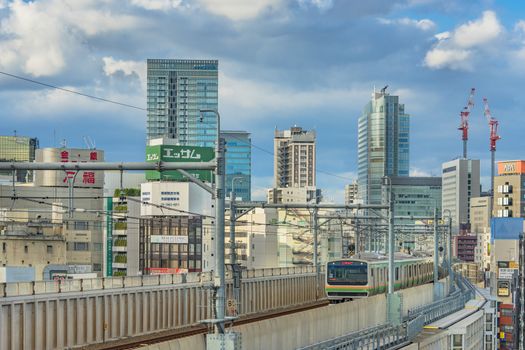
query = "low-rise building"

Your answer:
(0, 221), (66, 280)
(267, 186), (321, 204)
